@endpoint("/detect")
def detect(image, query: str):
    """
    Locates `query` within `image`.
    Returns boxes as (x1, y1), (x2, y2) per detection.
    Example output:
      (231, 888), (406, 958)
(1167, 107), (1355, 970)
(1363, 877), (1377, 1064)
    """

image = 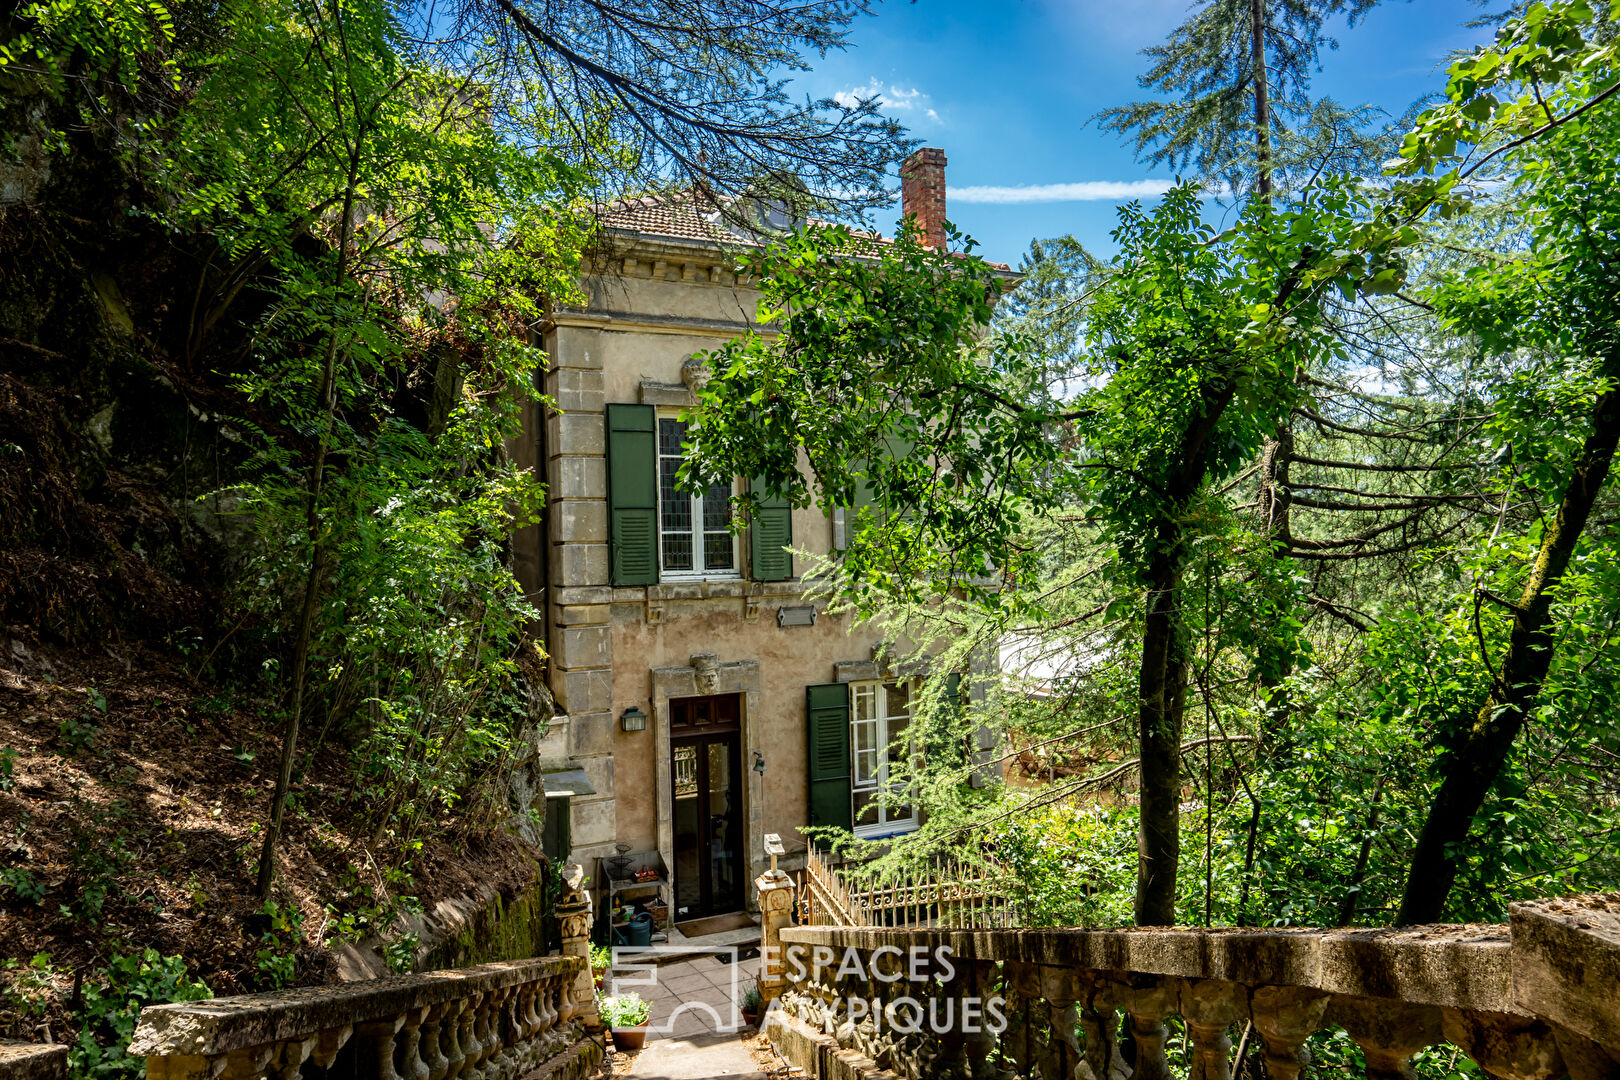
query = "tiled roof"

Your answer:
(593, 191), (743, 245)
(591, 190), (1011, 271)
